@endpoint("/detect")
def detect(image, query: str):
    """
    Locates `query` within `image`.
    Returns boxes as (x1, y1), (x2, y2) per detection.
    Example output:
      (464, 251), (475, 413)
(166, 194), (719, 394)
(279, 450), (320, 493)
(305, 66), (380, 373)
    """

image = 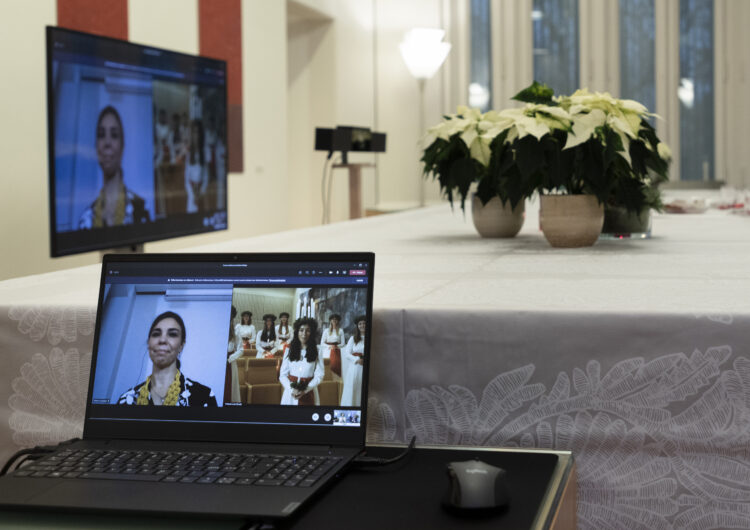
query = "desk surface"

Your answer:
(0, 446), (574, 530)
(287, 446), (572, 530)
